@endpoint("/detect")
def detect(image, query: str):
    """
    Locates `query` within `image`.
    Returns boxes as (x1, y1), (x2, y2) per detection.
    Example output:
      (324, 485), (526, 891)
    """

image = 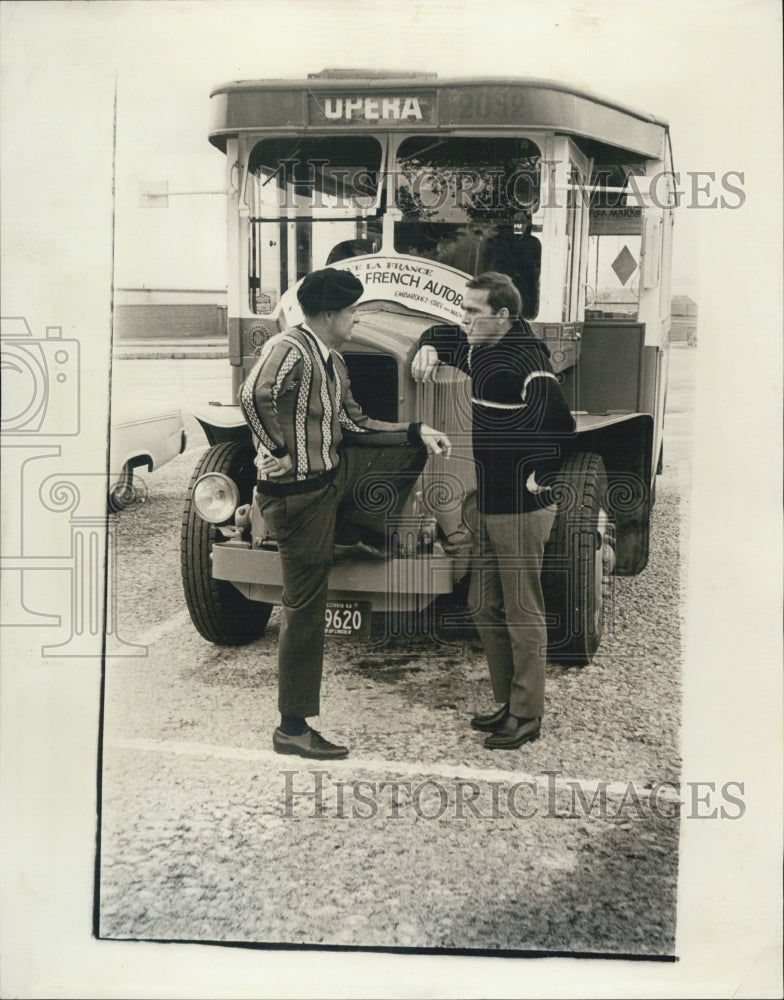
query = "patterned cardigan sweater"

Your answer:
(239, 325), (420, 484)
